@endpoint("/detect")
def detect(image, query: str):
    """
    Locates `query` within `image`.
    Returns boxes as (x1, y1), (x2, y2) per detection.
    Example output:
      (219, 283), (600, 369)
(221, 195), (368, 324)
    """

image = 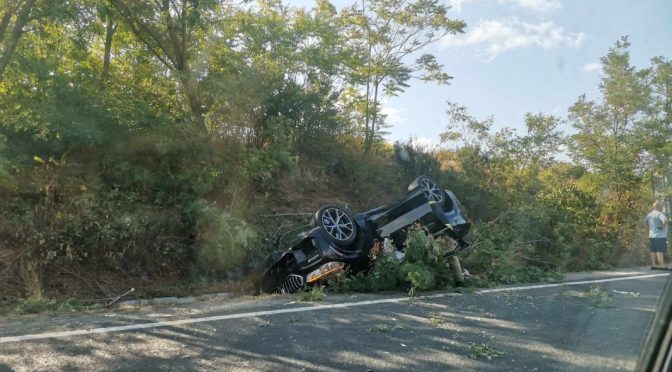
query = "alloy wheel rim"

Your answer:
(321, 207), (355, 241)
(421, 178), (443, 203)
